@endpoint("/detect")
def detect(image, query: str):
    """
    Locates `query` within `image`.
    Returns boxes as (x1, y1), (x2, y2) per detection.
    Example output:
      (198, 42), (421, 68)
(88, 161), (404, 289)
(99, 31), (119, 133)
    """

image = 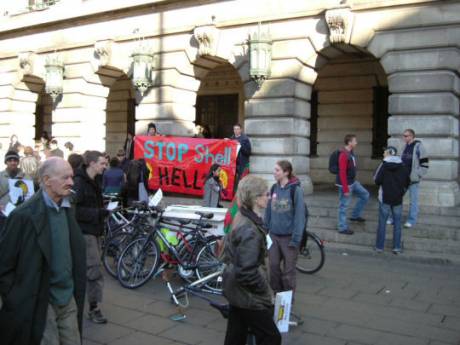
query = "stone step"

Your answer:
(308, 206), (460, 229)
(312, 227), (460, 255)
(308, 216), (460, 241)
